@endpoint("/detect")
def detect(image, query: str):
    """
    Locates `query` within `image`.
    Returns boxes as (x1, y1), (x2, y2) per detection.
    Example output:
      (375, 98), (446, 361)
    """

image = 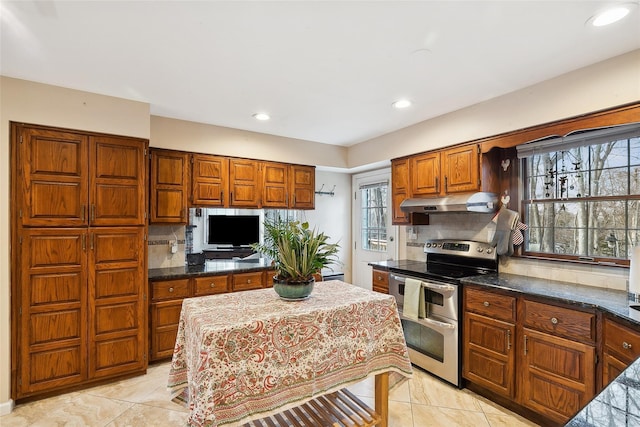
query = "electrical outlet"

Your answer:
(169, 240), (178, 254)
